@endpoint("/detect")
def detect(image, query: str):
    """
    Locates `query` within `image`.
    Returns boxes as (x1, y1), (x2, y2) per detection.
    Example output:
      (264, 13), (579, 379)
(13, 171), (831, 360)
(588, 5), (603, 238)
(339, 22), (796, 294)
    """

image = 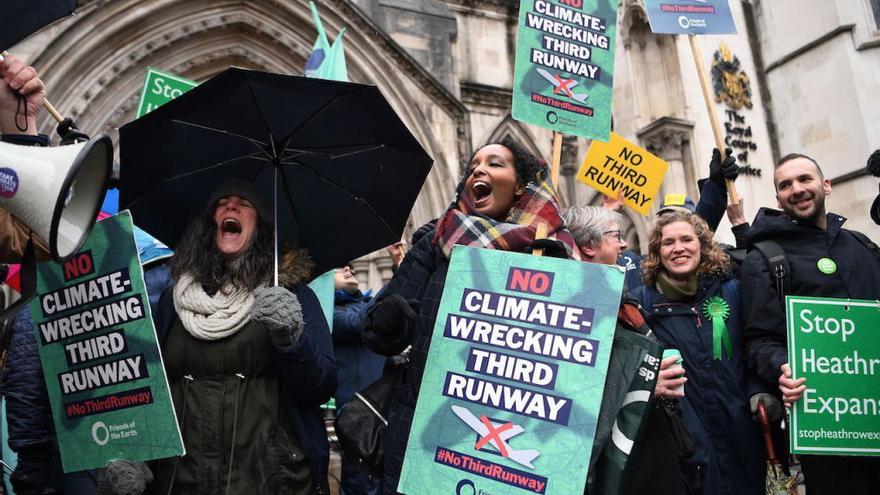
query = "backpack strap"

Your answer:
(846, 230), (880, 261)
(752, 240), (790, 305)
